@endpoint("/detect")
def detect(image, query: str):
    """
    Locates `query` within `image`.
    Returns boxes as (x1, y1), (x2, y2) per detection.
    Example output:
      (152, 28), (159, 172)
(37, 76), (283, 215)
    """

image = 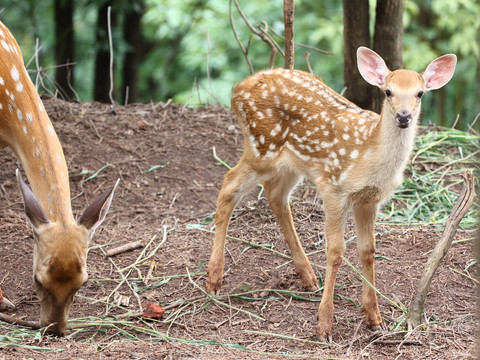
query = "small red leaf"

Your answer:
(141, 302), (165, 320)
